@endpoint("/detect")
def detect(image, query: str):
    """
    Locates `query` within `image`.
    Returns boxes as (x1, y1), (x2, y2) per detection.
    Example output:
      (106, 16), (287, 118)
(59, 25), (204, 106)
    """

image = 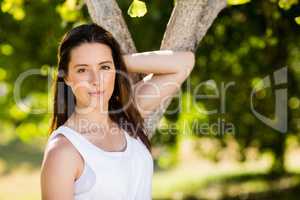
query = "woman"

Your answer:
(40, 23), (195, 200)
